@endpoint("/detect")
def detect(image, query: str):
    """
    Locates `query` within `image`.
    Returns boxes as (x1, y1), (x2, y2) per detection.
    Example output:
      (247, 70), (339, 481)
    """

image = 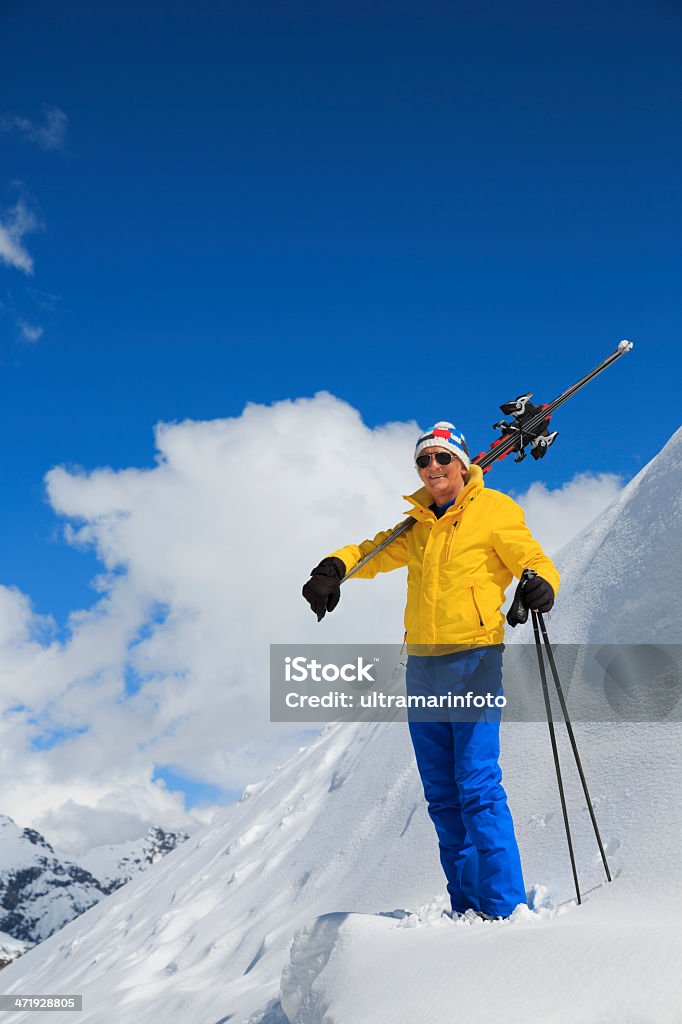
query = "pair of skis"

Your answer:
(341, 339), (633, 584)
